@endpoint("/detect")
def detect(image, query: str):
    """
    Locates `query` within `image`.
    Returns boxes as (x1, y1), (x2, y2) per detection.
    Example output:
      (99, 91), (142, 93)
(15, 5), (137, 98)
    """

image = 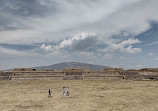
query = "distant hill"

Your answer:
(33, 62), (110, 71)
